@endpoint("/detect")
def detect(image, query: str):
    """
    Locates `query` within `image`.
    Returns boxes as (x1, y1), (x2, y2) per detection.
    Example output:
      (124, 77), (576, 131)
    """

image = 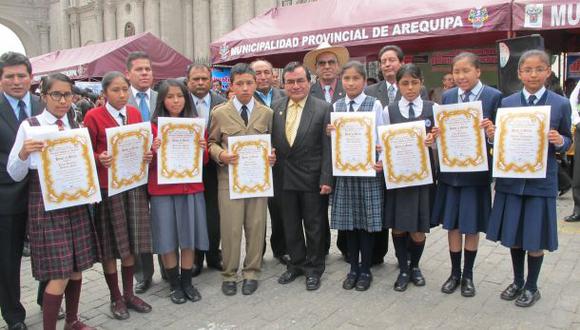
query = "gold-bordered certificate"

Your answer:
(379, 121), (433, 189)
(493, 106), (550, 179)
(227, 134), (273, 199)
(433, 101), (488, 172)
(37, 128), (102, 211)
(330, 112), (375, 177)
(157, 117), (205, 184)
(106, 122), (152, 196)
